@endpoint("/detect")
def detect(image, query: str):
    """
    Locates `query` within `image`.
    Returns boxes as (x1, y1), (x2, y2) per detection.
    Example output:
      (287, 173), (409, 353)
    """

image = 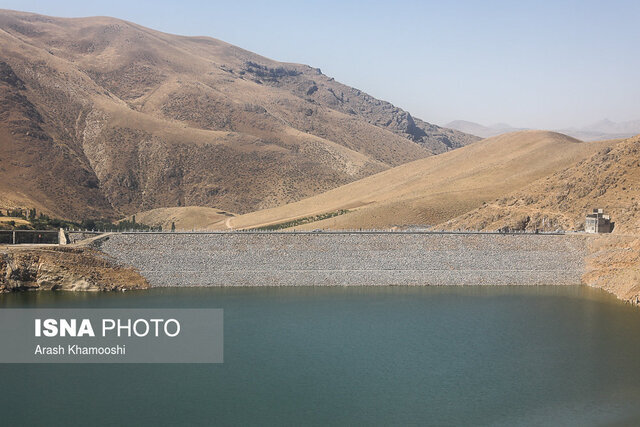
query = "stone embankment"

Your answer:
(94, 232), (588, 287)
